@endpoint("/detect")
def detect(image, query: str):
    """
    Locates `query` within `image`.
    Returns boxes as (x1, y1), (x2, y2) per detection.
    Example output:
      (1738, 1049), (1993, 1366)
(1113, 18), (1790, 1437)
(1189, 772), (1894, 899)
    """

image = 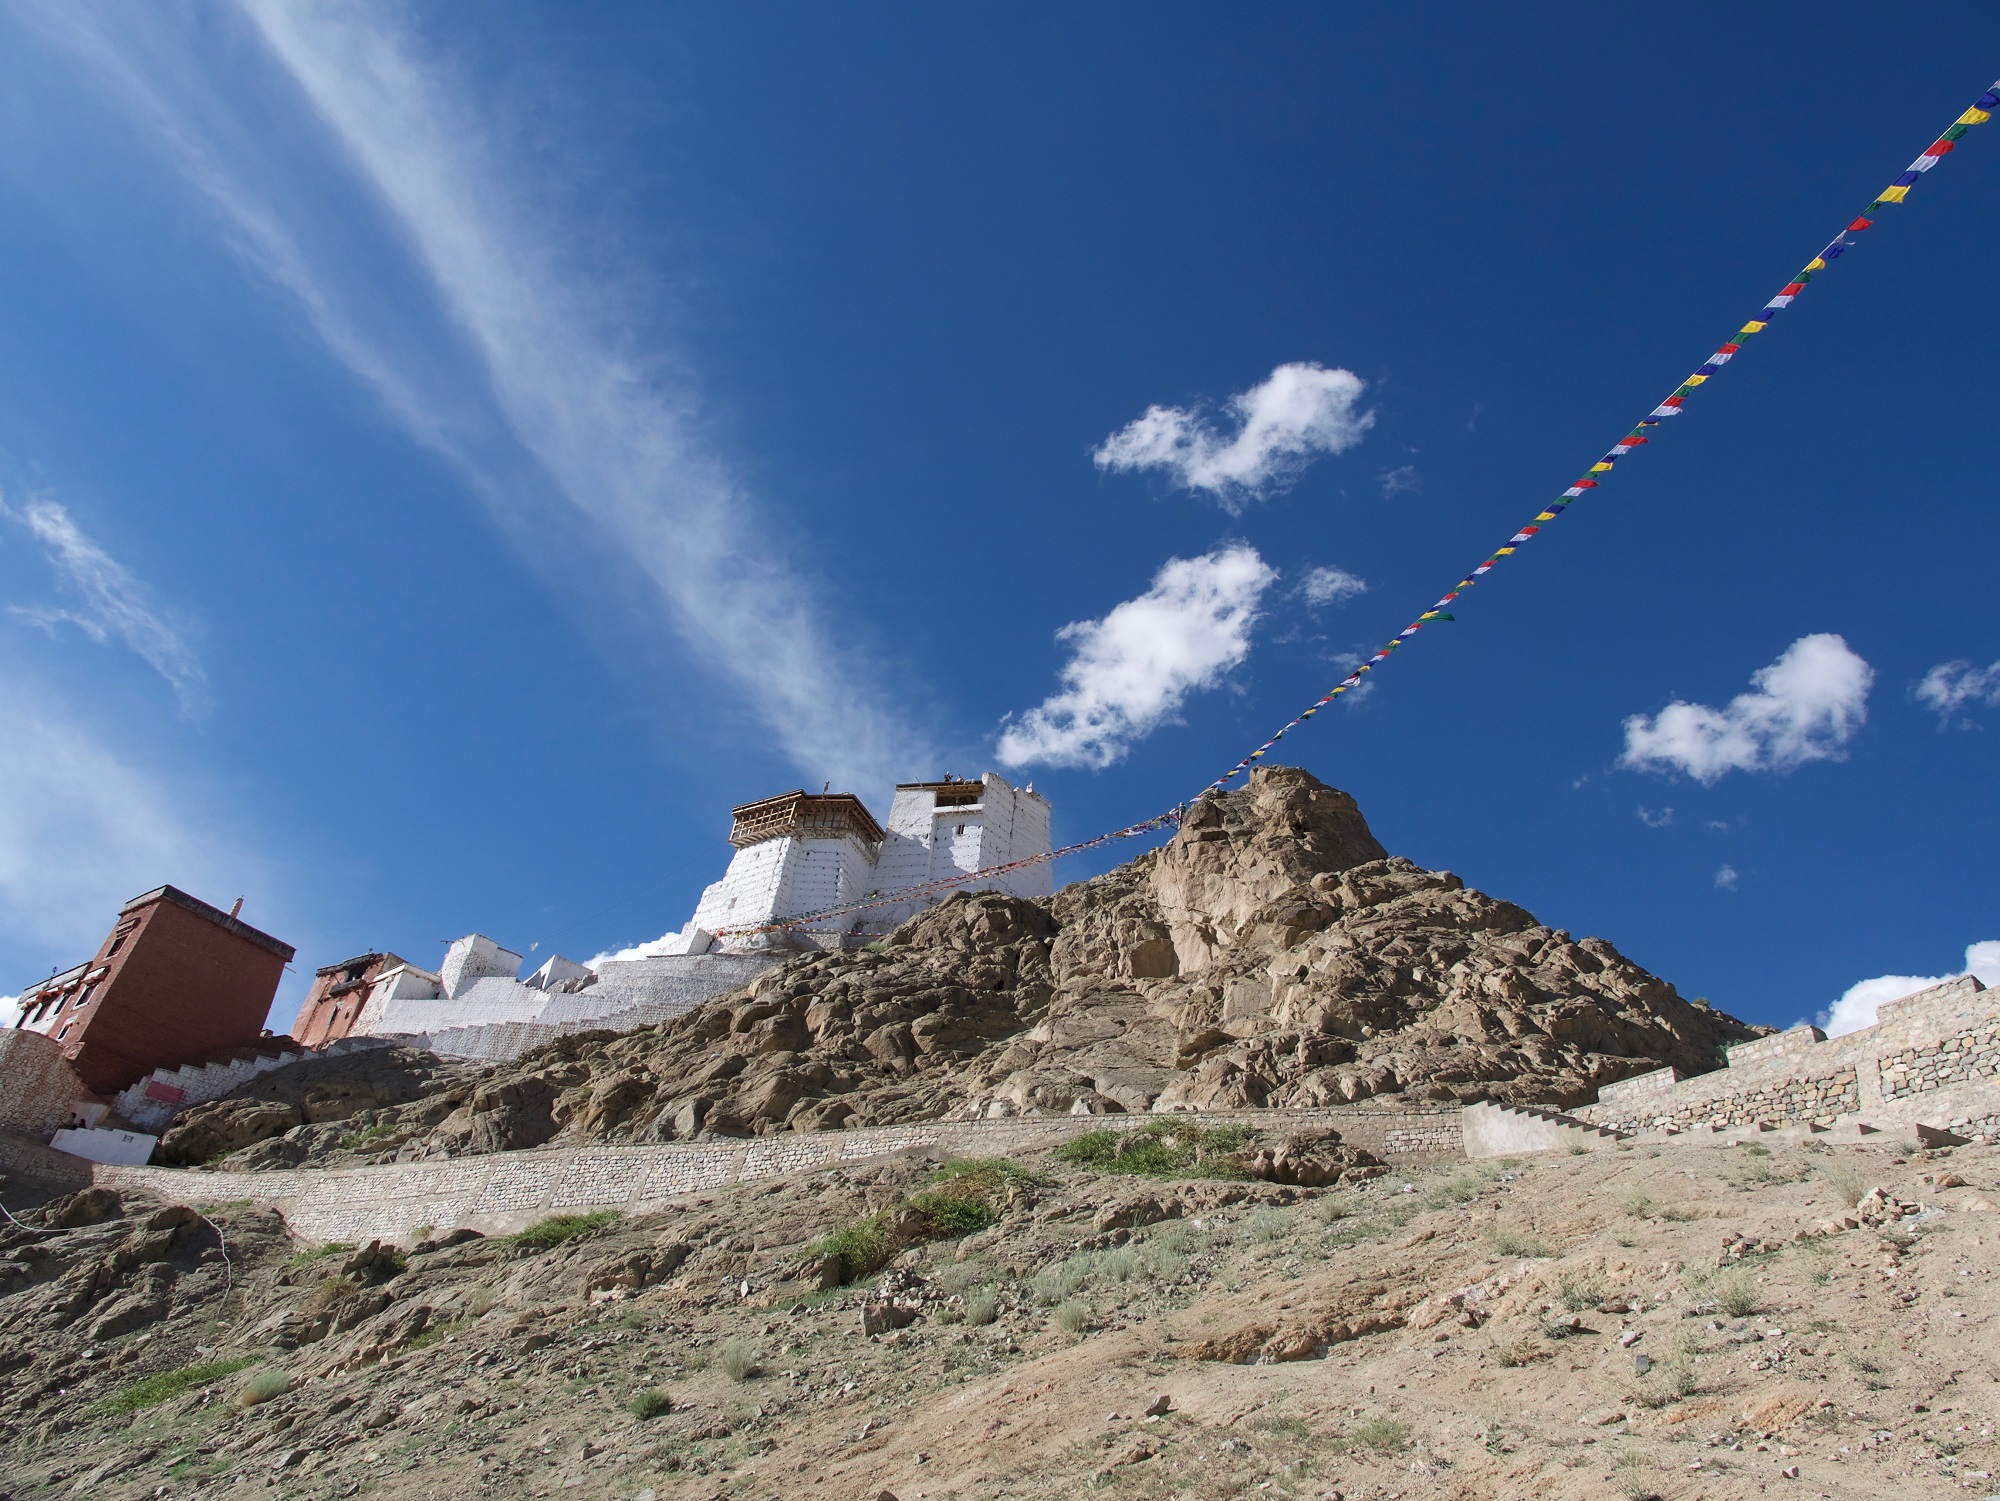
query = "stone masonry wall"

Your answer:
(0, 1030), (93, 1139)
(1576, 974), (1997, 1136)
(89, 1103), (1462, 1247)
